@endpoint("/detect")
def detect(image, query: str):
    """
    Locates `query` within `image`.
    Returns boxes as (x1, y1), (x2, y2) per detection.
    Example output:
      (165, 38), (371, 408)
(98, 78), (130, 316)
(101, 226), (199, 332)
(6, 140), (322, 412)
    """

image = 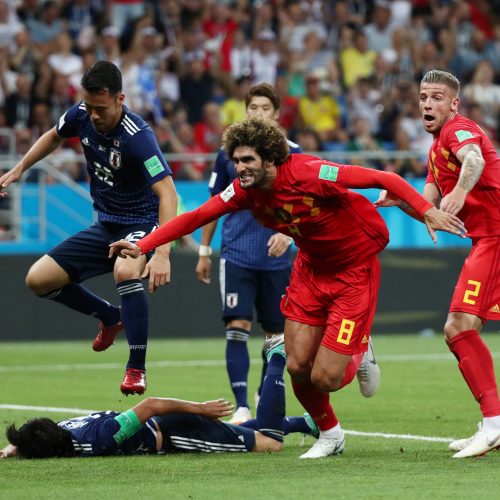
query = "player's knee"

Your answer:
(25, 268), (47, 296)
(114, 265), (141, 283)
(311, 370), (342, 393)
(443, 320), (464, 343)
(286, 356), (310, 380)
